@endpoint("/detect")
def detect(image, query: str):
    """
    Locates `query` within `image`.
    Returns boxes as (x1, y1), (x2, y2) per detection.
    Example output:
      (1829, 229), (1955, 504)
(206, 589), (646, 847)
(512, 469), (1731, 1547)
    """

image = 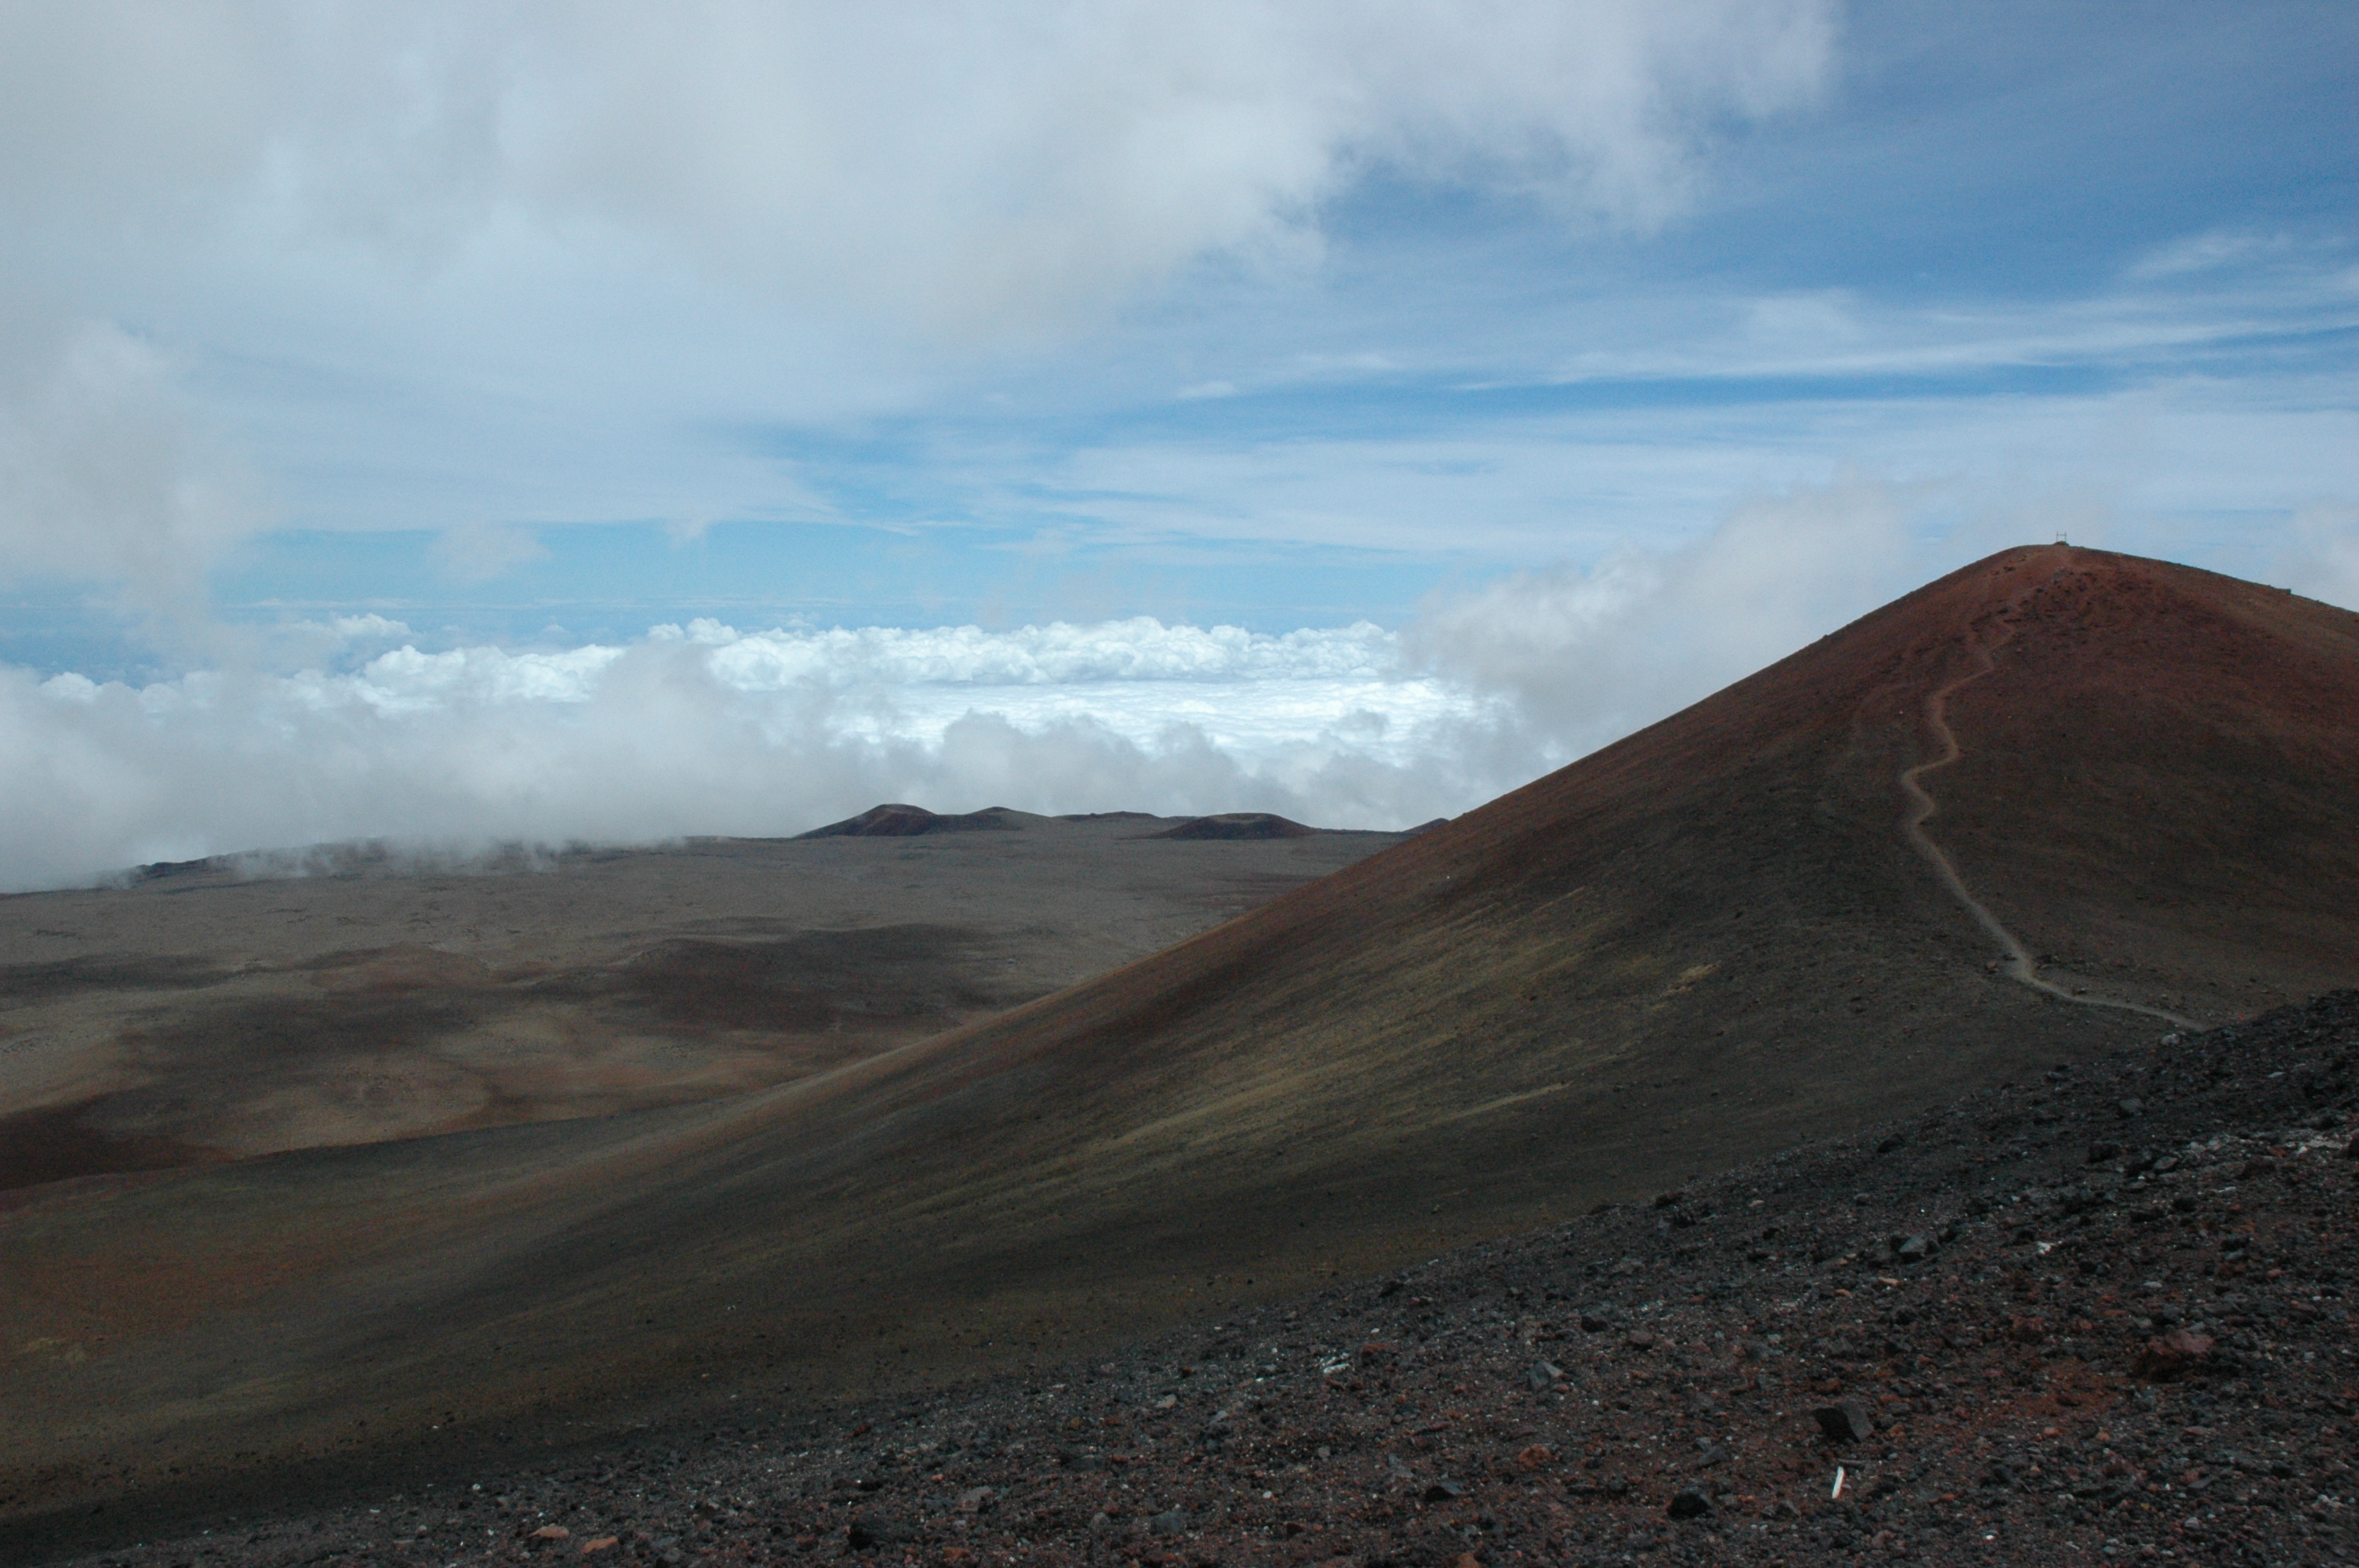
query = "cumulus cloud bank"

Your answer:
(0, 482), (1984, 891)
(2, 618), (1509, 891)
